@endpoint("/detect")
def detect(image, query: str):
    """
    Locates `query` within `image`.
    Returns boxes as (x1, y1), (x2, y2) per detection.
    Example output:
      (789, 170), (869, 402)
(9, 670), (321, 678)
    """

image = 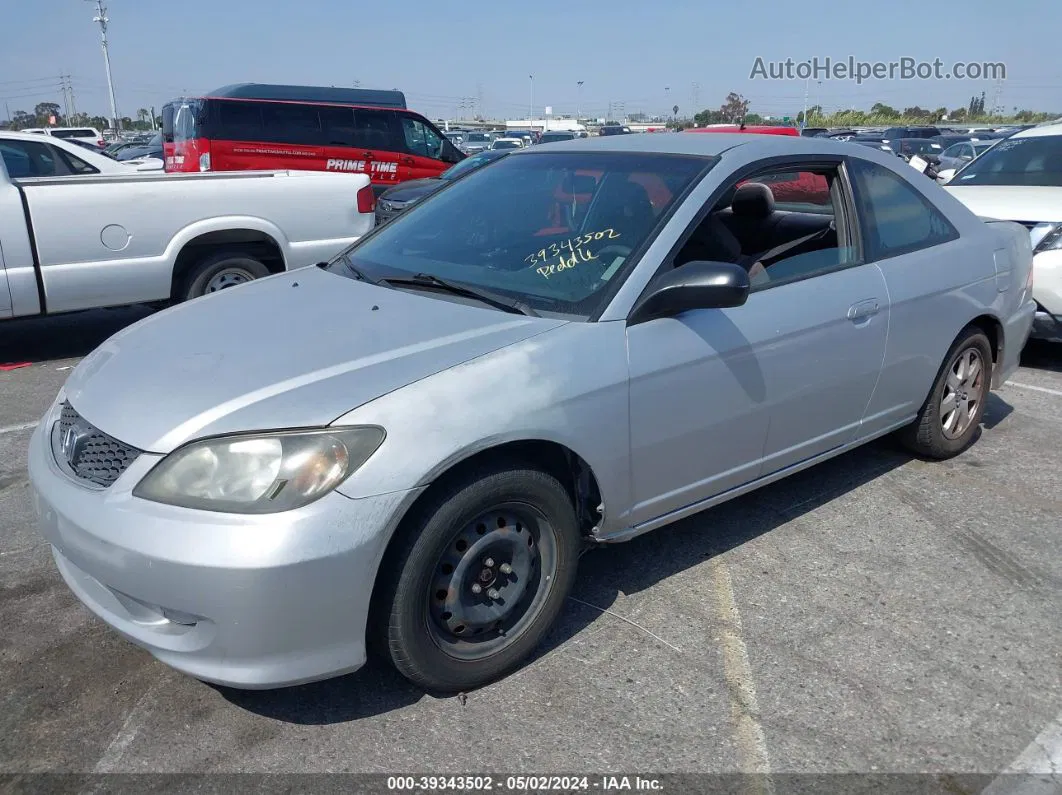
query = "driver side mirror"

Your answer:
(628, 261), (750, 326)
